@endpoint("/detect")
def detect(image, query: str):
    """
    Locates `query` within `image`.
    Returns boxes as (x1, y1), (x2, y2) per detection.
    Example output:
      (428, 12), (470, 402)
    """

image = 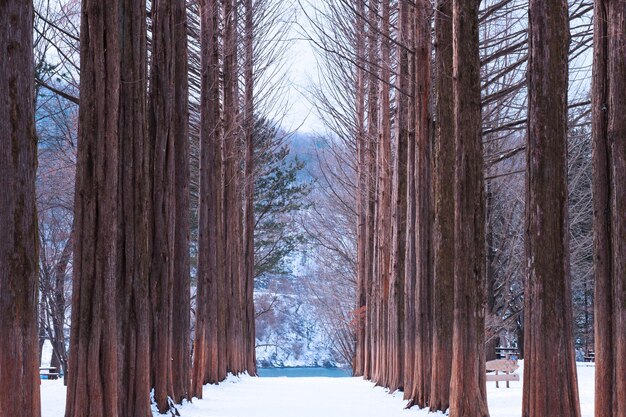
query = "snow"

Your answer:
(40, 363), (595, 417)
